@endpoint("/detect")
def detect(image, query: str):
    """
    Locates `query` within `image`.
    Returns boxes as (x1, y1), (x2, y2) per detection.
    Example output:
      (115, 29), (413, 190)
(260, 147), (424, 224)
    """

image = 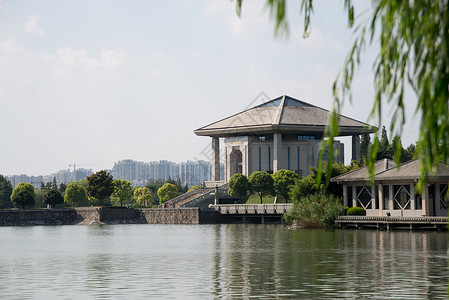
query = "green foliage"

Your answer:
(34, 189), (46, 208)
(64, 183), (87, 207)
(157, 183), (179, 204)
(86, 170), (114, 206)
(134, 187), (153, 207)
(0, 175), (13, 208)
(187, 185), (202, 192)
(43, 189), (64, 208)
(284, 192), (344, 228)
(59, 183), (67, 194)
(11, 183), (36, 209)
(228, 173), (249, 200)
(237, 0), (449, 182)
(248, 171), (274, 204)
(112, 179), (133, 206)
(272, 169), (299, 202)
(289, 174), (318, 200)
(347, 207), (366, 216)
(360, 133), (370, 164)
